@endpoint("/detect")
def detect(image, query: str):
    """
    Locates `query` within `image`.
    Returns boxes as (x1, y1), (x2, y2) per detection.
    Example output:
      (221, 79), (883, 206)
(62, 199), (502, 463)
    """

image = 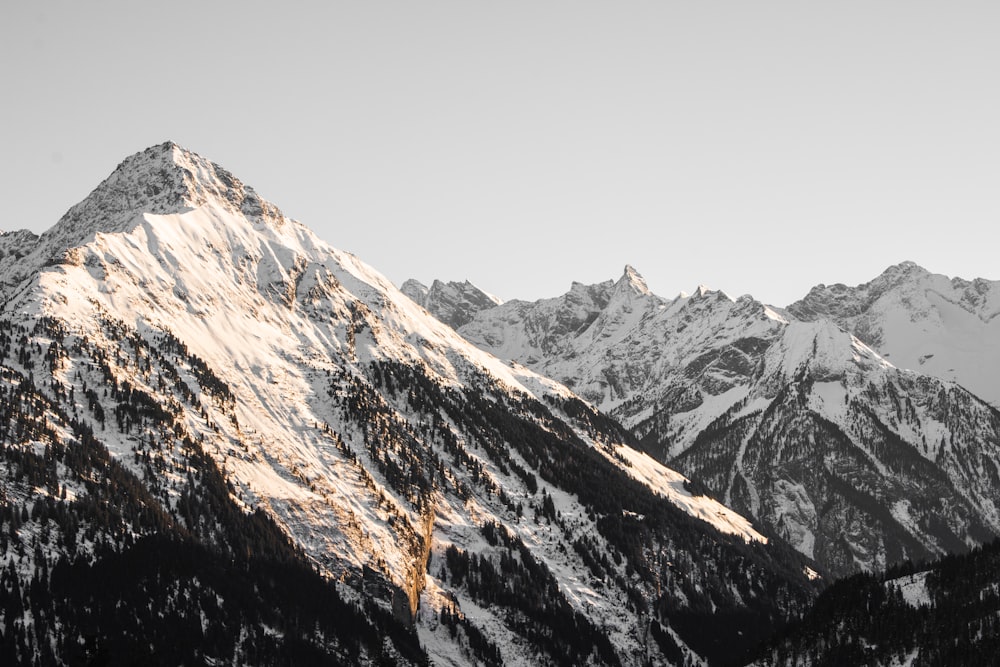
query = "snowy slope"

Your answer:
(788, 261), (1000, 407)
(0, 142), (816, 666)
